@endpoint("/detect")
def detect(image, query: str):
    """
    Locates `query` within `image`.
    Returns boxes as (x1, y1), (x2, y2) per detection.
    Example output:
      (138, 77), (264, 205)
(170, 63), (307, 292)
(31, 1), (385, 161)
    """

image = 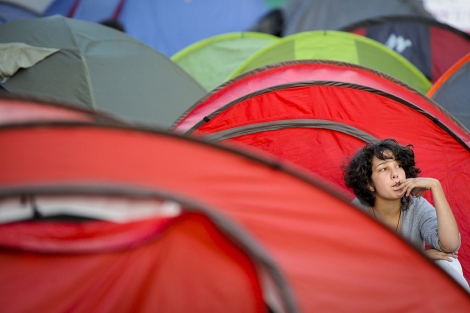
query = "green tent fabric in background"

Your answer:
(172, 32), (279, 91)
(263, 0), (288, 8)
(228, 30), (432, 94)
(0, 15), (207, 128)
